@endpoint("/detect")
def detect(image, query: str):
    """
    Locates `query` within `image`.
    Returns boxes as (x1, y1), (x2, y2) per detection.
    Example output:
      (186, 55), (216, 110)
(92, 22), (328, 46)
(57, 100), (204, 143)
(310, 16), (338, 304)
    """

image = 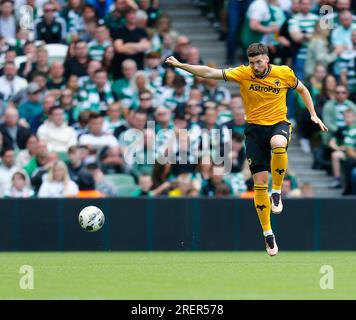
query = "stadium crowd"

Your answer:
(0, 0), (355, 198)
